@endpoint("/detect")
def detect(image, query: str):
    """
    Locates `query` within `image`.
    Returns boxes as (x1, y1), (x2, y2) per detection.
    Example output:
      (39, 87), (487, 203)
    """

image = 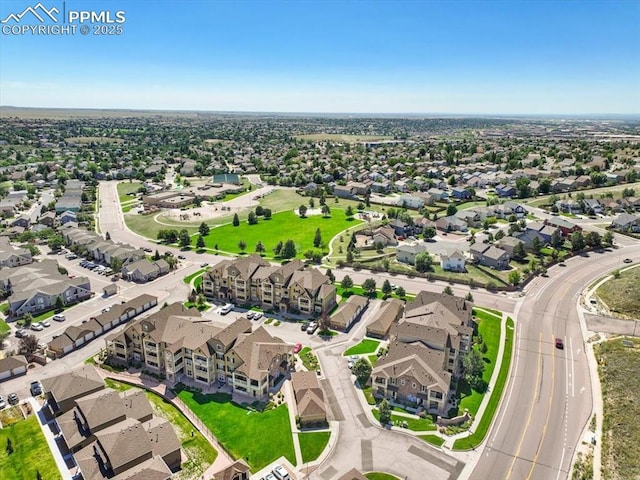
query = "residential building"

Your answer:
(396, 241), (429, 265)
(212, 460), (251, 480)
(451, 187), (471, 200)
(121, 258), (170, 282)
(469, 244), (511, 270)
(328, 295), (369, 331)
(0, 237), (32, 267)
(366, 298), (404, 338)
(142, 190), (196, 208)
(202, 255), (336, 316)
(496, 236), (525, 256)
(611, 213), (640, 233)
(105, 304), (293, 398)
(291, 370), (327, 426)
(42, 365), (106, 416)
(0, 355), (28, 381)
(544, 217), (582, 237)
(440, 250), (466, 272)
(435, 215), (468, 232)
